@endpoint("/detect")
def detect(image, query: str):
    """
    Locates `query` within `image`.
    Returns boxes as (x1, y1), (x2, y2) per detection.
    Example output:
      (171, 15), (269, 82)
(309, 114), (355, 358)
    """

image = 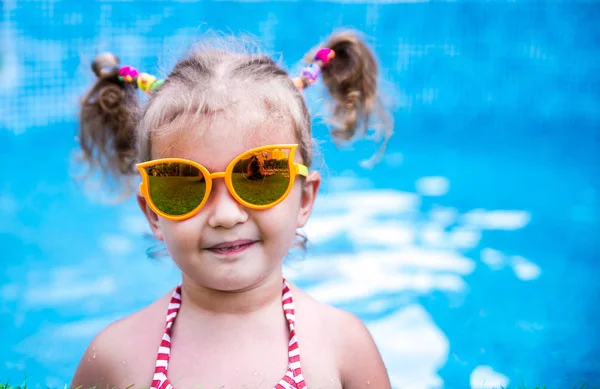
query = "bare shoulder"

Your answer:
(288, 283), (356, 331)
(289, 284), (392, 389)
(71, 291), (173, 389)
